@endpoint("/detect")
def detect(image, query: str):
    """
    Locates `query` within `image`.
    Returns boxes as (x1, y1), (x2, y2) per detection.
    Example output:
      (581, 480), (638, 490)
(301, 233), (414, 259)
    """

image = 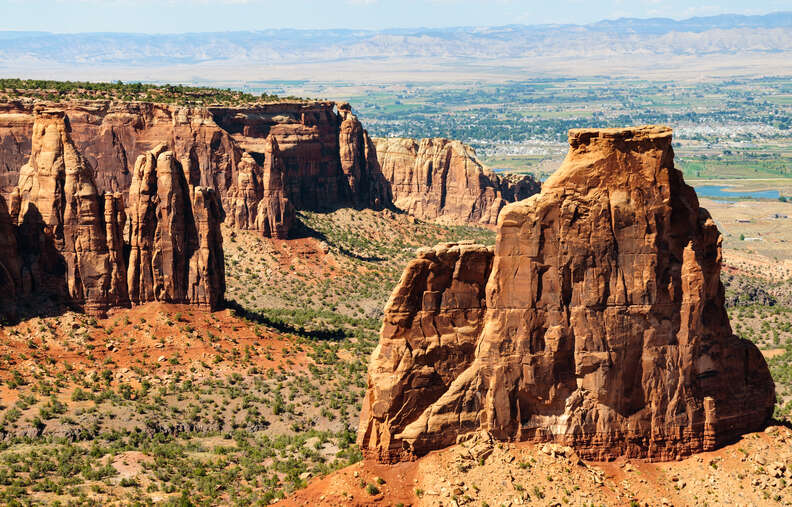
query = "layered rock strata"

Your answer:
(1, 101), (540, 234)
(0, 100), (391, 237)
(374, 137), (540, 225)
(359, 125), (775, 463)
